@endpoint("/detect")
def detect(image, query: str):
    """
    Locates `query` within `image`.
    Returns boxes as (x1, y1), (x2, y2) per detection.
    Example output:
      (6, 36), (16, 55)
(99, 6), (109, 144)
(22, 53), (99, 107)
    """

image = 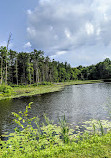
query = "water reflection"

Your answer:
(0, 83), (111, 135)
